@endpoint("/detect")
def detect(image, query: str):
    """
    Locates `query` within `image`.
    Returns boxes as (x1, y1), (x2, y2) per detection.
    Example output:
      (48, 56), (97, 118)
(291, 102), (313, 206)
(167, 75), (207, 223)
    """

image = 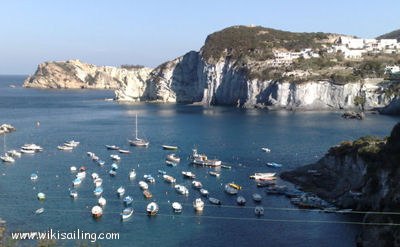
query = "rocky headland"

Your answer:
(281, 122), (400, 246)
